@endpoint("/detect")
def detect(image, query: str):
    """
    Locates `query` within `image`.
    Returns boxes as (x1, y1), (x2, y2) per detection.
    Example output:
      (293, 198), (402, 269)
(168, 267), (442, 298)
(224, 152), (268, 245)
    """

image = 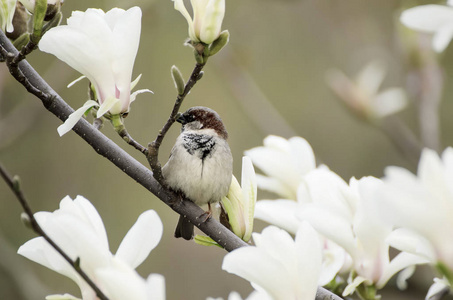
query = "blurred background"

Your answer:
(0, 0), (451, 299)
